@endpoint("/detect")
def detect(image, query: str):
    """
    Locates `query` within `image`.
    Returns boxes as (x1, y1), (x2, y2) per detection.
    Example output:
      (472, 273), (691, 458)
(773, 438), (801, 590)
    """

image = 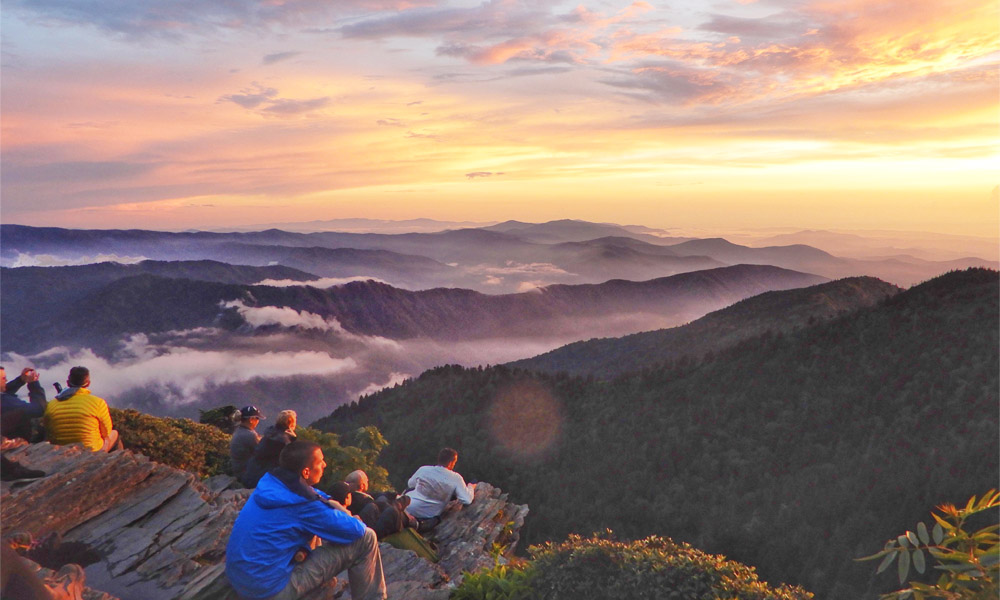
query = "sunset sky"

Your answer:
(2, 0), (997, 235)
